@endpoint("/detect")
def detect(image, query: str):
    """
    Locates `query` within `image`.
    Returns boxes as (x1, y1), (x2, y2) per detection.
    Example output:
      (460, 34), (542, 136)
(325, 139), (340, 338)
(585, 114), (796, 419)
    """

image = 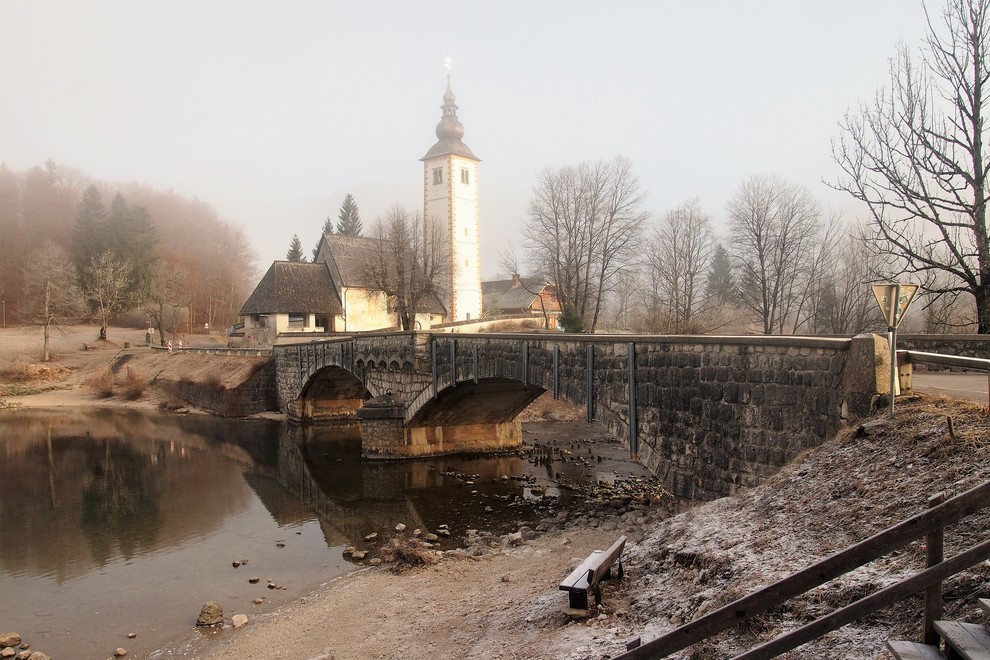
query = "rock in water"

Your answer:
(231, 614), (248, 629)
(1, 649), (15, 659)
(395, 523), (406, 532)
(0, 635), (20, 649)
(113, 649), (128, 657)
(196, 601), (224, 627)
